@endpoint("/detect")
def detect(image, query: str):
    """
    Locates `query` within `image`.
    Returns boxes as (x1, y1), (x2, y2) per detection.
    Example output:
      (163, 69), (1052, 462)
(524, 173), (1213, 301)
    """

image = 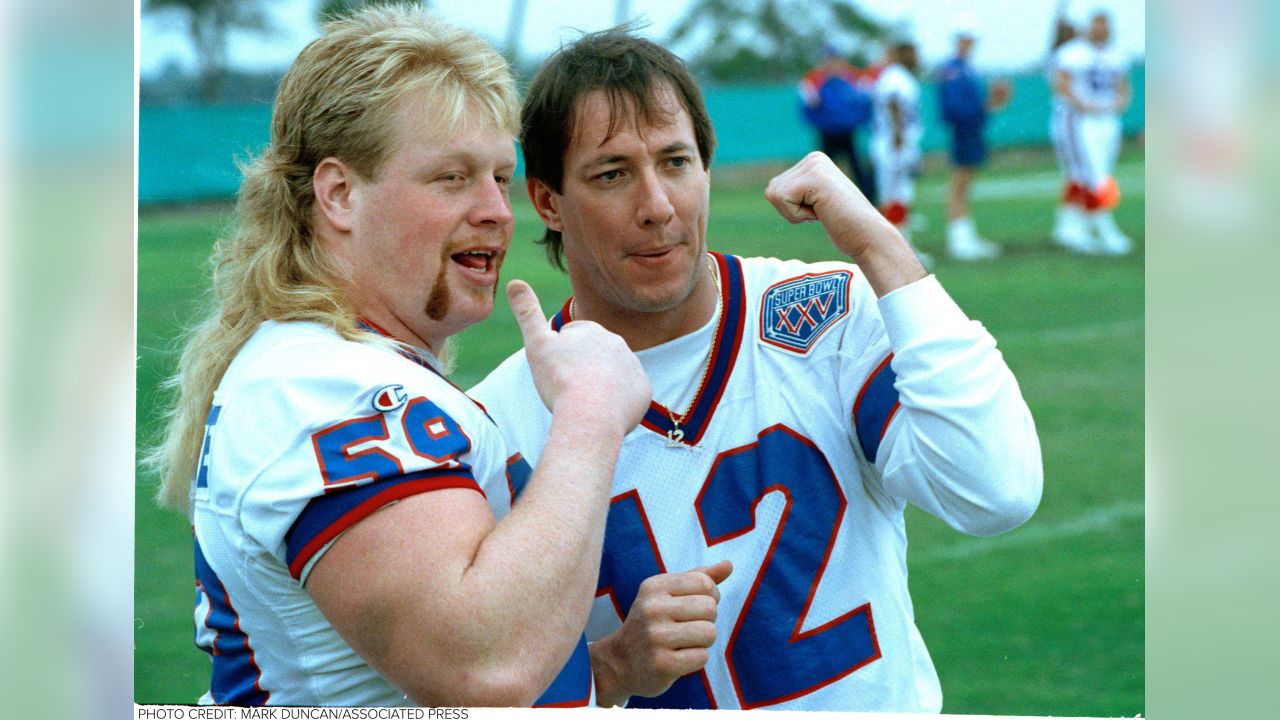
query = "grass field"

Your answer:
(135, 144), (1144, 715)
